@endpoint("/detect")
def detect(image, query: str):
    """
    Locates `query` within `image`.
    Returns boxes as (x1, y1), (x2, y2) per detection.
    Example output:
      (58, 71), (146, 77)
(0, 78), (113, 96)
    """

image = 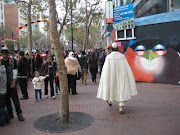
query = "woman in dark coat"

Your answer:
(89, 53), (98, 85)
